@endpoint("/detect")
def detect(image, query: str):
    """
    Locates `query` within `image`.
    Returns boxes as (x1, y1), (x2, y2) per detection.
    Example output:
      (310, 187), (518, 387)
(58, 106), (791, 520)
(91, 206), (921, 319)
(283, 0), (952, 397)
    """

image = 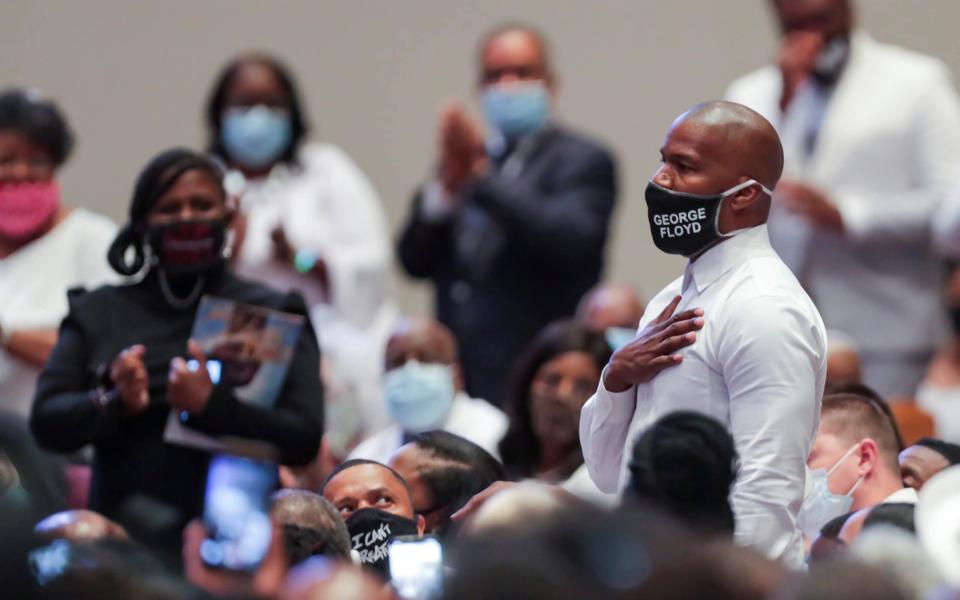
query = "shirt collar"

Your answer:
(883, 486), (919, 504)
(684, 225), (773, 294)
